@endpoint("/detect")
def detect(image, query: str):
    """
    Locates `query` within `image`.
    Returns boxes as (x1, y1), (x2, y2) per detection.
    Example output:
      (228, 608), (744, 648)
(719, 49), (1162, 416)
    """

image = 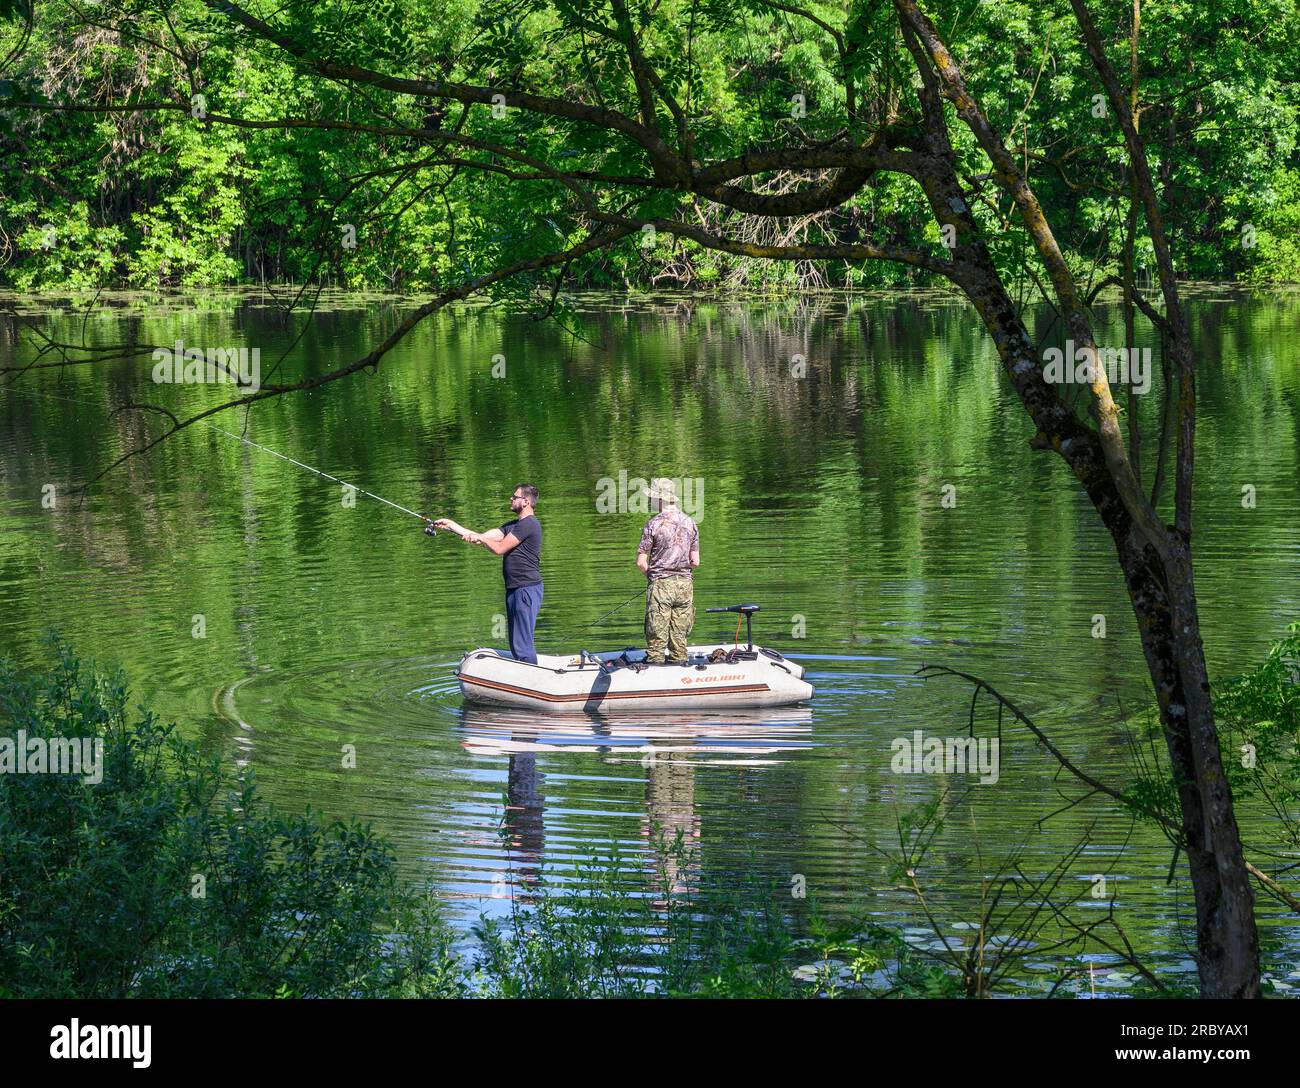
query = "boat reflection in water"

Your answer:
(458, 704), (814, 901)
